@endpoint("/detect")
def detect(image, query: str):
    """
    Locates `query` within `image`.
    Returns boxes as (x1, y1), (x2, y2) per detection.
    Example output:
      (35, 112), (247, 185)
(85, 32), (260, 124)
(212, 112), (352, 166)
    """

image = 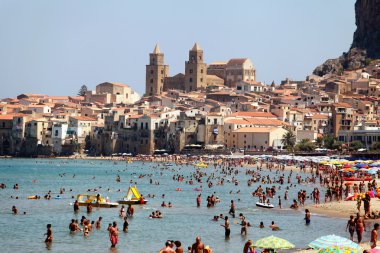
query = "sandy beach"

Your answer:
(305, 193), (380, 219)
